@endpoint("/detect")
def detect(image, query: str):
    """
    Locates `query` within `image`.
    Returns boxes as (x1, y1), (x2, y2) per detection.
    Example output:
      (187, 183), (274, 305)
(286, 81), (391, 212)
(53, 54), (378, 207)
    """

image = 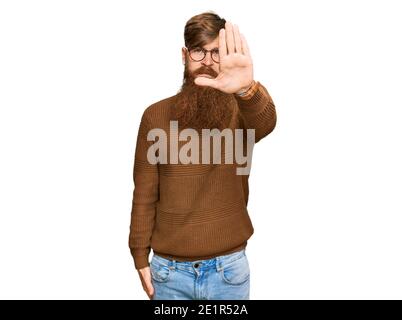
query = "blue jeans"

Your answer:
(150, 249), (250, 300)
